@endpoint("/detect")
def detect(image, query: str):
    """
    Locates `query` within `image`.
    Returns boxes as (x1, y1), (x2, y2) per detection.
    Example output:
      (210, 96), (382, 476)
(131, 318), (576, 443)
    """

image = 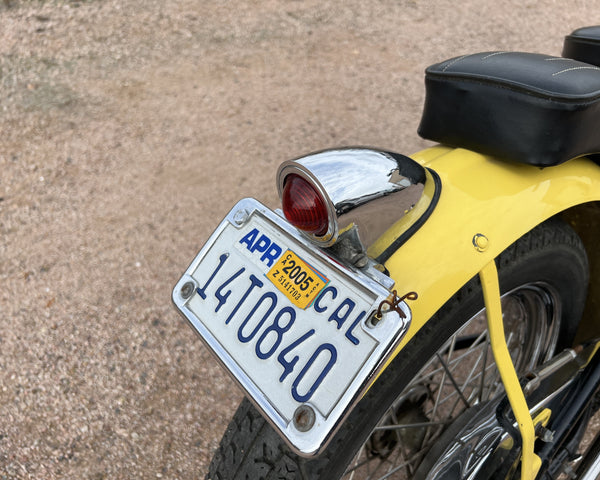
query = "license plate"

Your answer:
(172, 198), (411, 456)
